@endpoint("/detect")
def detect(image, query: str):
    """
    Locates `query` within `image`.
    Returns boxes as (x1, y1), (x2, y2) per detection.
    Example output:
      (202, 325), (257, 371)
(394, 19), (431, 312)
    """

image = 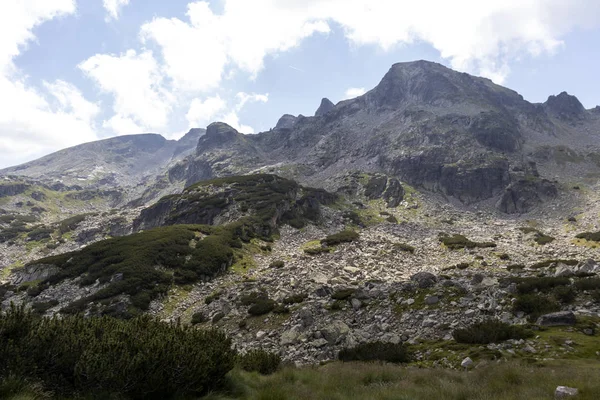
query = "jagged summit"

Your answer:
(370, 60), (526, 111)
(544, 91), (586, 120)
(315, 98), (335, 116)
(275, 114), (297, 130)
